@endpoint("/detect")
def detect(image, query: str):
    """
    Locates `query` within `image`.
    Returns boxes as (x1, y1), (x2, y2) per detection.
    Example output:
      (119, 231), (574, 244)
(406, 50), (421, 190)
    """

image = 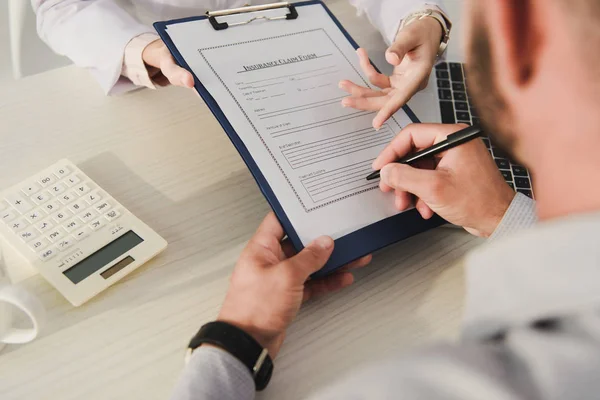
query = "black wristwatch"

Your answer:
(185, 321), (274, 391)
